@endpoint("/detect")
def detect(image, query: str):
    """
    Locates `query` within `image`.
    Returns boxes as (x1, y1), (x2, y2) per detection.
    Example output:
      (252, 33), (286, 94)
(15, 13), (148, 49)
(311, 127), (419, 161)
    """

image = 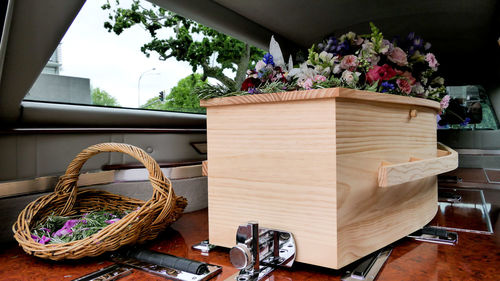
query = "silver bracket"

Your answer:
(407, 226), (458, 245)
(192, 240), (217, 255)
(341, 247), (392, 281)
(228, 222), (295, 281)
